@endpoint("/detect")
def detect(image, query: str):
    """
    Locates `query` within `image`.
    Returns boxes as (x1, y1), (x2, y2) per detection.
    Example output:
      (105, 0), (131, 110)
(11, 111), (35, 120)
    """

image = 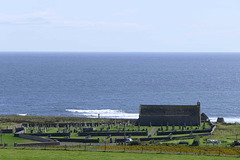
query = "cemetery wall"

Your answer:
(156, 129), (212, 135)
(1, 129), (13, 133)
(78, 131), (148, 136)
(51, 138), (100, 143)
(25, 133), (70, 137)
